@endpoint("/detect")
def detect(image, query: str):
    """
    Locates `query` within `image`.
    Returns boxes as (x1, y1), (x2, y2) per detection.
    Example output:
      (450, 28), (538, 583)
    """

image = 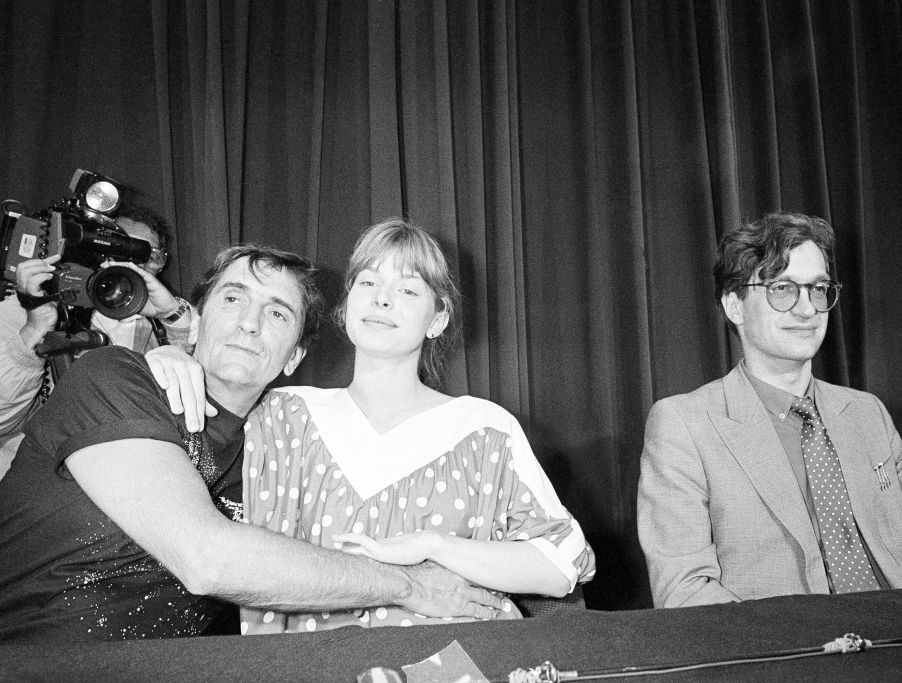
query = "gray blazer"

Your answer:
(637, 364), (902, 608)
